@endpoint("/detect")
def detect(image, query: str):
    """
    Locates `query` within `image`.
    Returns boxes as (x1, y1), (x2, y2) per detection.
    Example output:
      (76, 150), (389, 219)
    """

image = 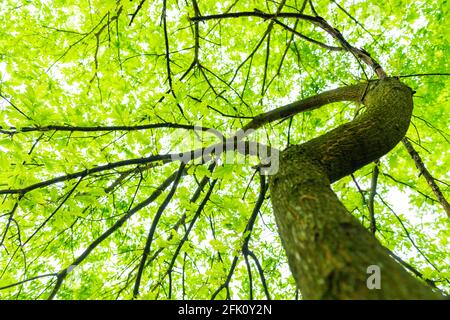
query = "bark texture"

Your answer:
(269, 77), (442, 299)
